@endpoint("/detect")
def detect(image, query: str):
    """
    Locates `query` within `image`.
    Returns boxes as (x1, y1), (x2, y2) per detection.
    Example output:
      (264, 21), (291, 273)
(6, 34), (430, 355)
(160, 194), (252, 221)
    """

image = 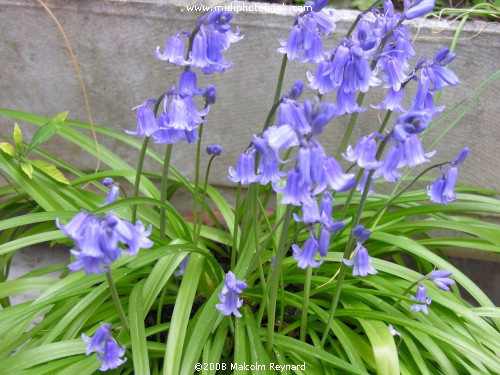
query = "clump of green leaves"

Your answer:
(0, 112), (69, 184)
